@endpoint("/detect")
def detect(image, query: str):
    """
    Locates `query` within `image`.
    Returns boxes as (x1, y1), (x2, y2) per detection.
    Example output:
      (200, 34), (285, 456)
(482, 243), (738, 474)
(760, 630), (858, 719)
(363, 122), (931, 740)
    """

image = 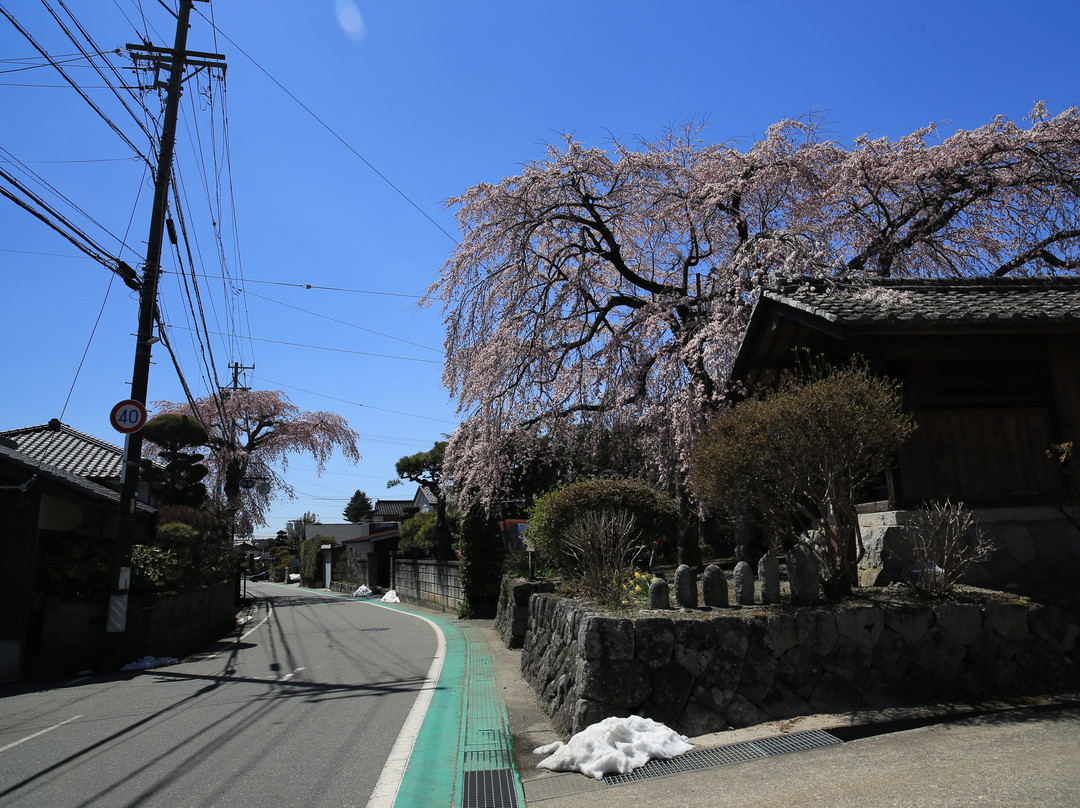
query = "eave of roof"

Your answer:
(0, 443), (156, 513)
